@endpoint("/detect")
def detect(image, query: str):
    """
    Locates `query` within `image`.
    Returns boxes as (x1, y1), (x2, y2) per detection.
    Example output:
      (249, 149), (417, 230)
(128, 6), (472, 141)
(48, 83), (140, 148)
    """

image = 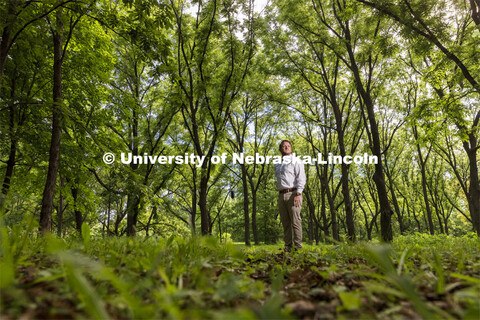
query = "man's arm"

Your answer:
(295, 161), (306, 194)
